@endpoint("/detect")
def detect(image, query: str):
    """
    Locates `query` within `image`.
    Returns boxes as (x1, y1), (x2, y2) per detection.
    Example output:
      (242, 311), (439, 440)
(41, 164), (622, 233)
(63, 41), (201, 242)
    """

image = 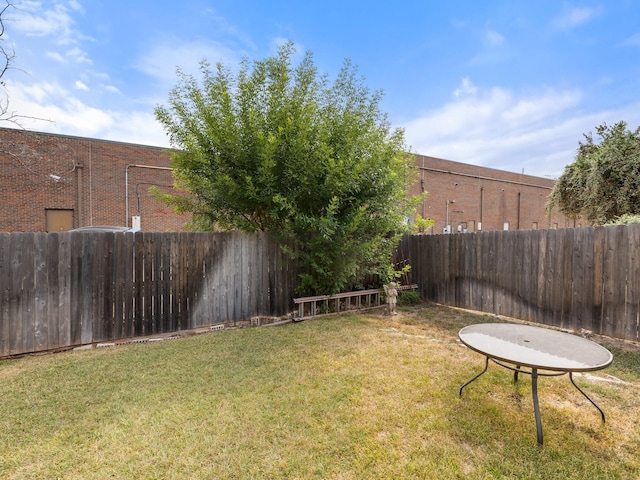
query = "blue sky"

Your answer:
(4, 0), (640, 178)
